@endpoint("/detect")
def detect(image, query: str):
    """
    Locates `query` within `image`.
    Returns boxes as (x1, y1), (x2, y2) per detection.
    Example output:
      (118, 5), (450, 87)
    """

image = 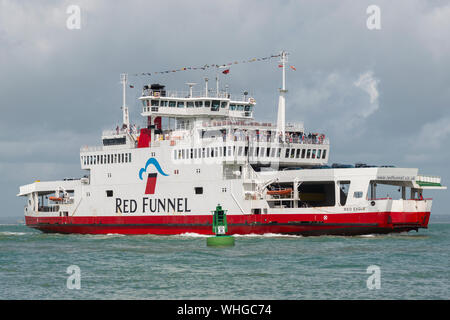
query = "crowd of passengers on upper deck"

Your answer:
(109, 123), (327, 146)
(225, 129), (326, 144)
(152, 128), (327, 145)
